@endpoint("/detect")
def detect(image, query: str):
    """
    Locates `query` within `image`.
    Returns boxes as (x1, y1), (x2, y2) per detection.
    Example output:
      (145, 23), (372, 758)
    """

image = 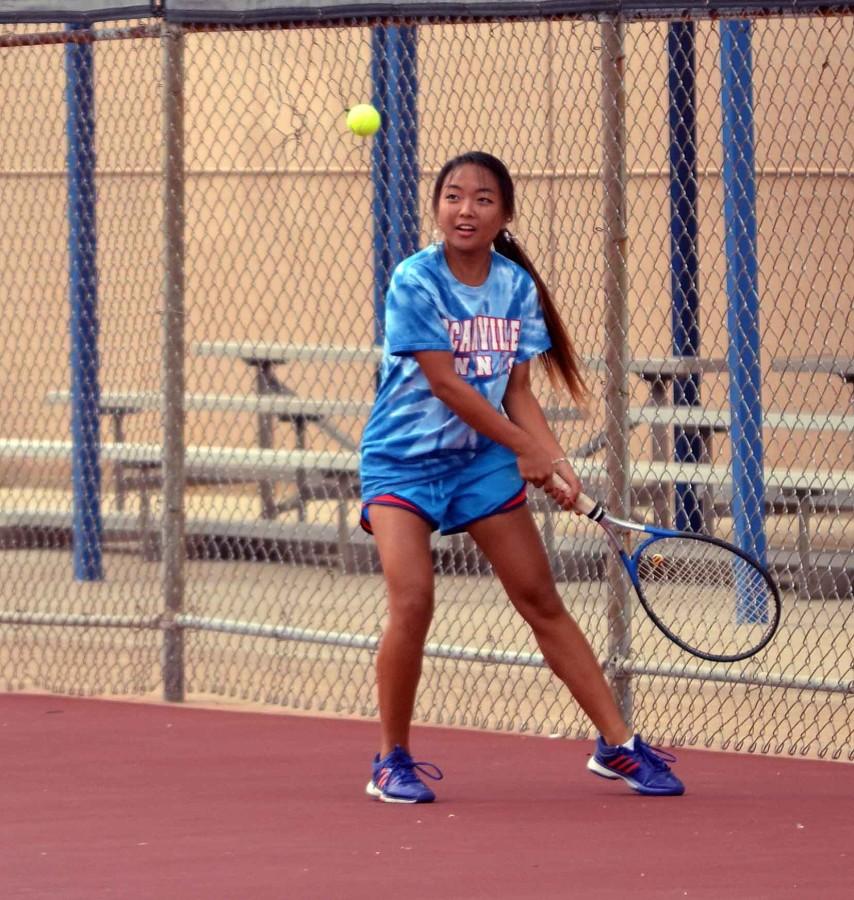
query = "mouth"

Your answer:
(455, 224), (476, 235)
